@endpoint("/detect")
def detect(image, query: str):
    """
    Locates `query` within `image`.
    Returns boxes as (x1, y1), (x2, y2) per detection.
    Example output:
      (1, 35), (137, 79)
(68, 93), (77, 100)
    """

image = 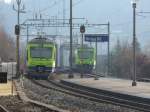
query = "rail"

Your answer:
(0, 105), (9, 112)
(15, 80), (69, 112)
(29, 78), (150, 112)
